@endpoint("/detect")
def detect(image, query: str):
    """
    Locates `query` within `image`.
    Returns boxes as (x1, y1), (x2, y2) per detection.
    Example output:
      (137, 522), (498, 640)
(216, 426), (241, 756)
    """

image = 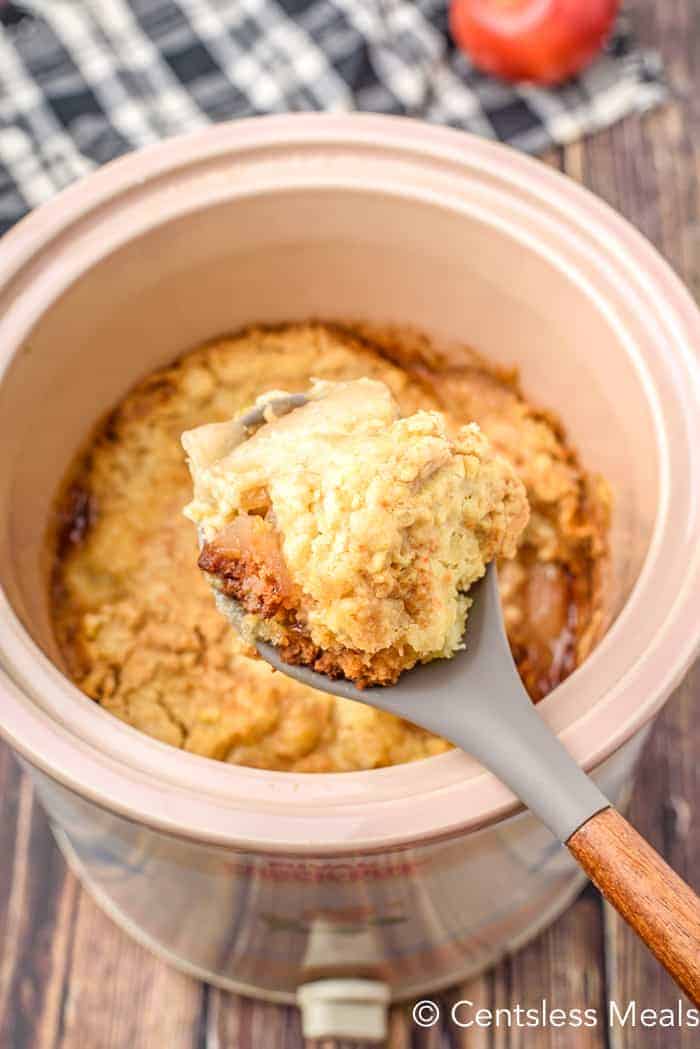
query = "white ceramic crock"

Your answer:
(0, 115), (698, 1003)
